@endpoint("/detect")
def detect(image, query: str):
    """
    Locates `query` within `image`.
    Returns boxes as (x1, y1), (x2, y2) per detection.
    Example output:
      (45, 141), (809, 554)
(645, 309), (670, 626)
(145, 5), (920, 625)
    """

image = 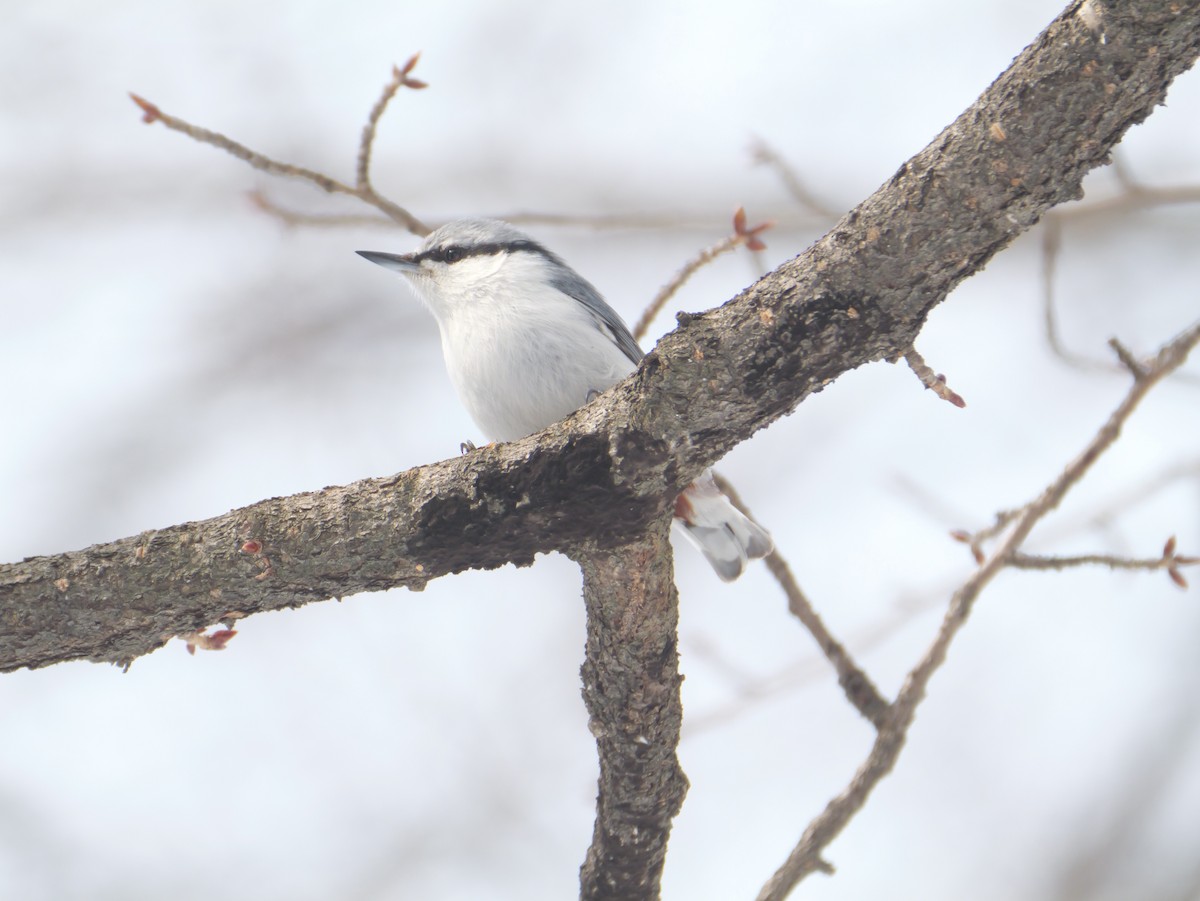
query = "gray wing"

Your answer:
(550, 268), (645, 365)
